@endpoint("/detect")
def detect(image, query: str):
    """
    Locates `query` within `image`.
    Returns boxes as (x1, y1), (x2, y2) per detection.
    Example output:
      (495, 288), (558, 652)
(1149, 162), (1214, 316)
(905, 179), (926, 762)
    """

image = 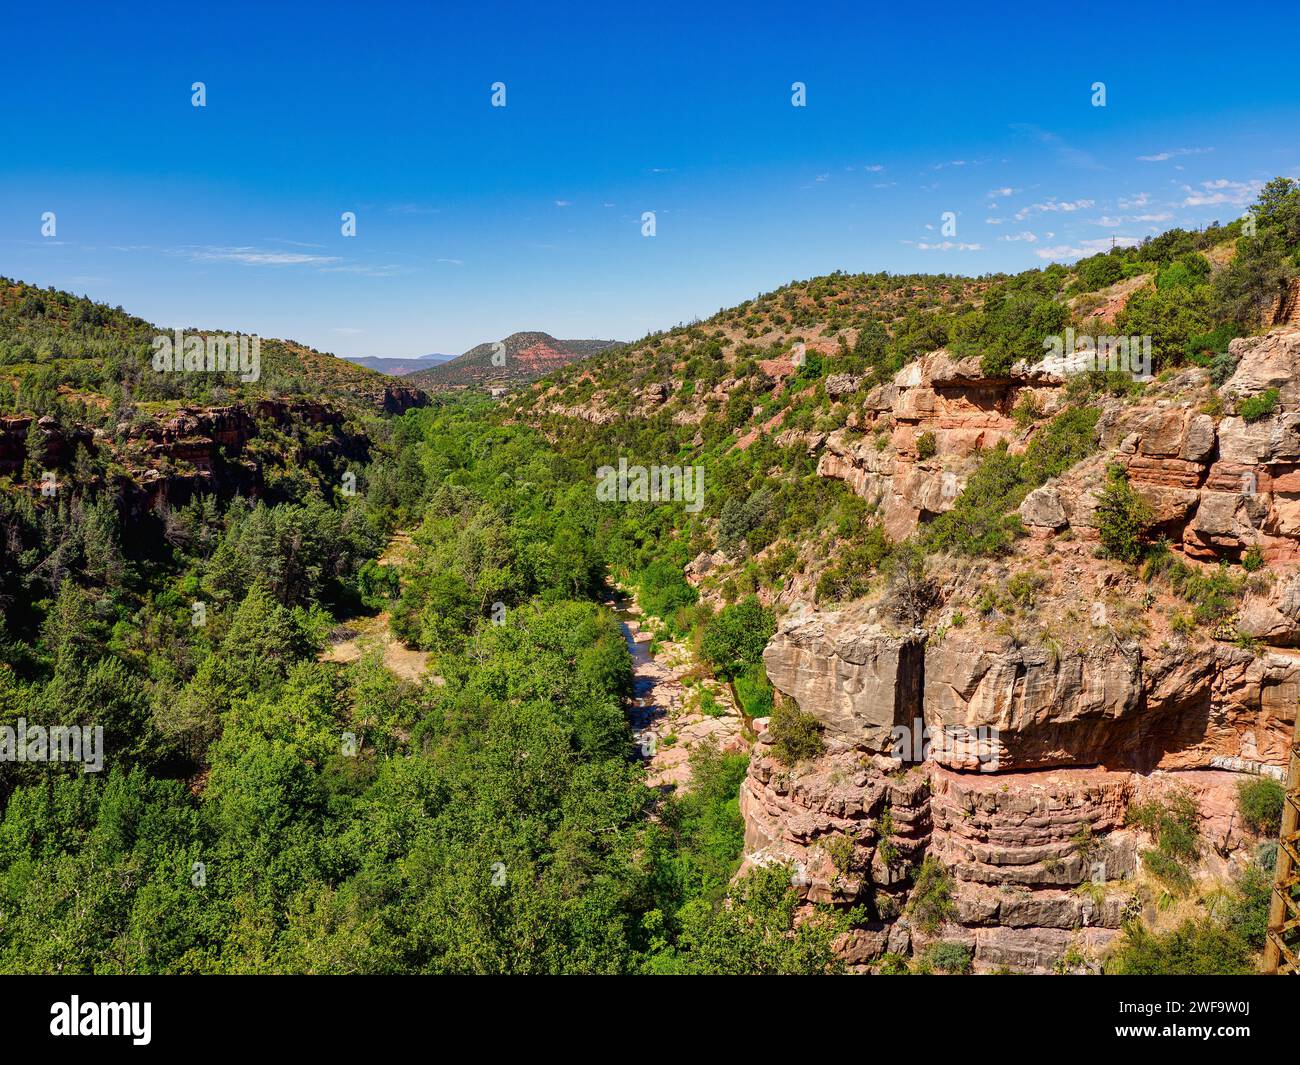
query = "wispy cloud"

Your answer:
(1137, 147), (1214, 163)
(902, 239), (983, 251)
(1014, 198), (1095, 221)
(1181, 178), (1259, 207)
(186, 246), (341, 266)
(1035, 236), (1139, 261)
(387, 203), (440, 215)
(1012, 124), (1103, 170)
